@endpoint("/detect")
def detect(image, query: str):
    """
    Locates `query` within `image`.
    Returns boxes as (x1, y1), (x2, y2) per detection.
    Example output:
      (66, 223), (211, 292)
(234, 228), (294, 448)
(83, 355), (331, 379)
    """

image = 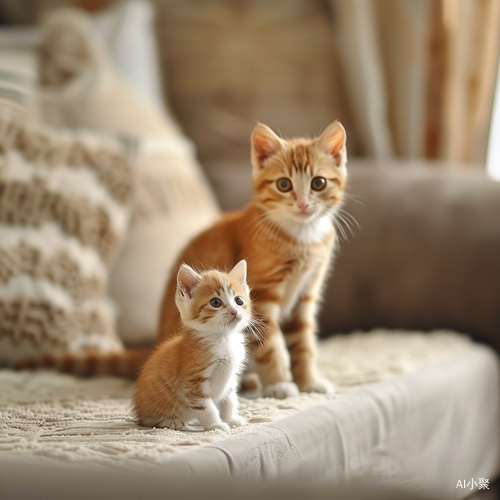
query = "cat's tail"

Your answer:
(14, 348), (152, 378)
(239, 372), (261, 392)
